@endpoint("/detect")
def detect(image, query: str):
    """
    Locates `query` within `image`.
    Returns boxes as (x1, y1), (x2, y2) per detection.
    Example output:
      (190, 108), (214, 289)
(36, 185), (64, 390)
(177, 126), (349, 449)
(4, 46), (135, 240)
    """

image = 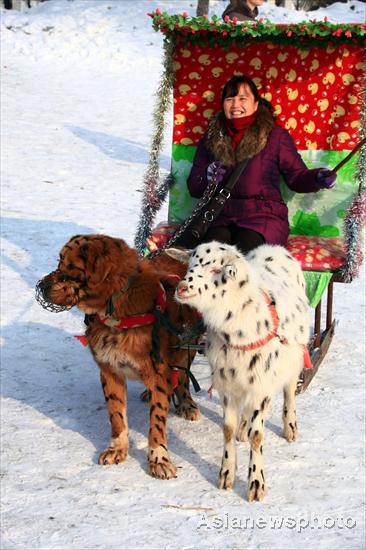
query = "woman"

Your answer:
(222, 0), (264, 22)
(186, 75), (336, 254)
